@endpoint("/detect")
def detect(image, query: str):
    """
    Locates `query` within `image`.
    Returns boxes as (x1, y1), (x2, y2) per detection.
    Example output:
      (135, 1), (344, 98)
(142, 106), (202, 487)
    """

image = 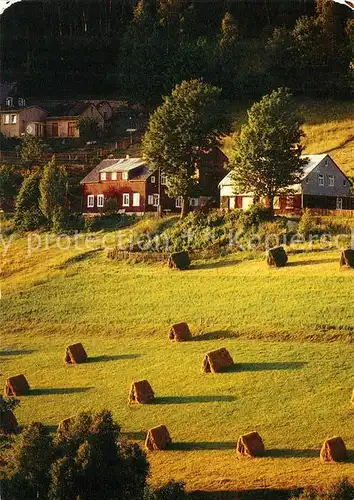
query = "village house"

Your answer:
(81, 148), (228, 214)
(45, 101), (105, 139)
(0, 83), (47, 137)
(219, 154), (353, 212)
